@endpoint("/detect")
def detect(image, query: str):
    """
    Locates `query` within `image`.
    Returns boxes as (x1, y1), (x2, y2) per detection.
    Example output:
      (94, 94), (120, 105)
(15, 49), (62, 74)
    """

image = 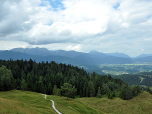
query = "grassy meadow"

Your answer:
(0, 90), (152, 114)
